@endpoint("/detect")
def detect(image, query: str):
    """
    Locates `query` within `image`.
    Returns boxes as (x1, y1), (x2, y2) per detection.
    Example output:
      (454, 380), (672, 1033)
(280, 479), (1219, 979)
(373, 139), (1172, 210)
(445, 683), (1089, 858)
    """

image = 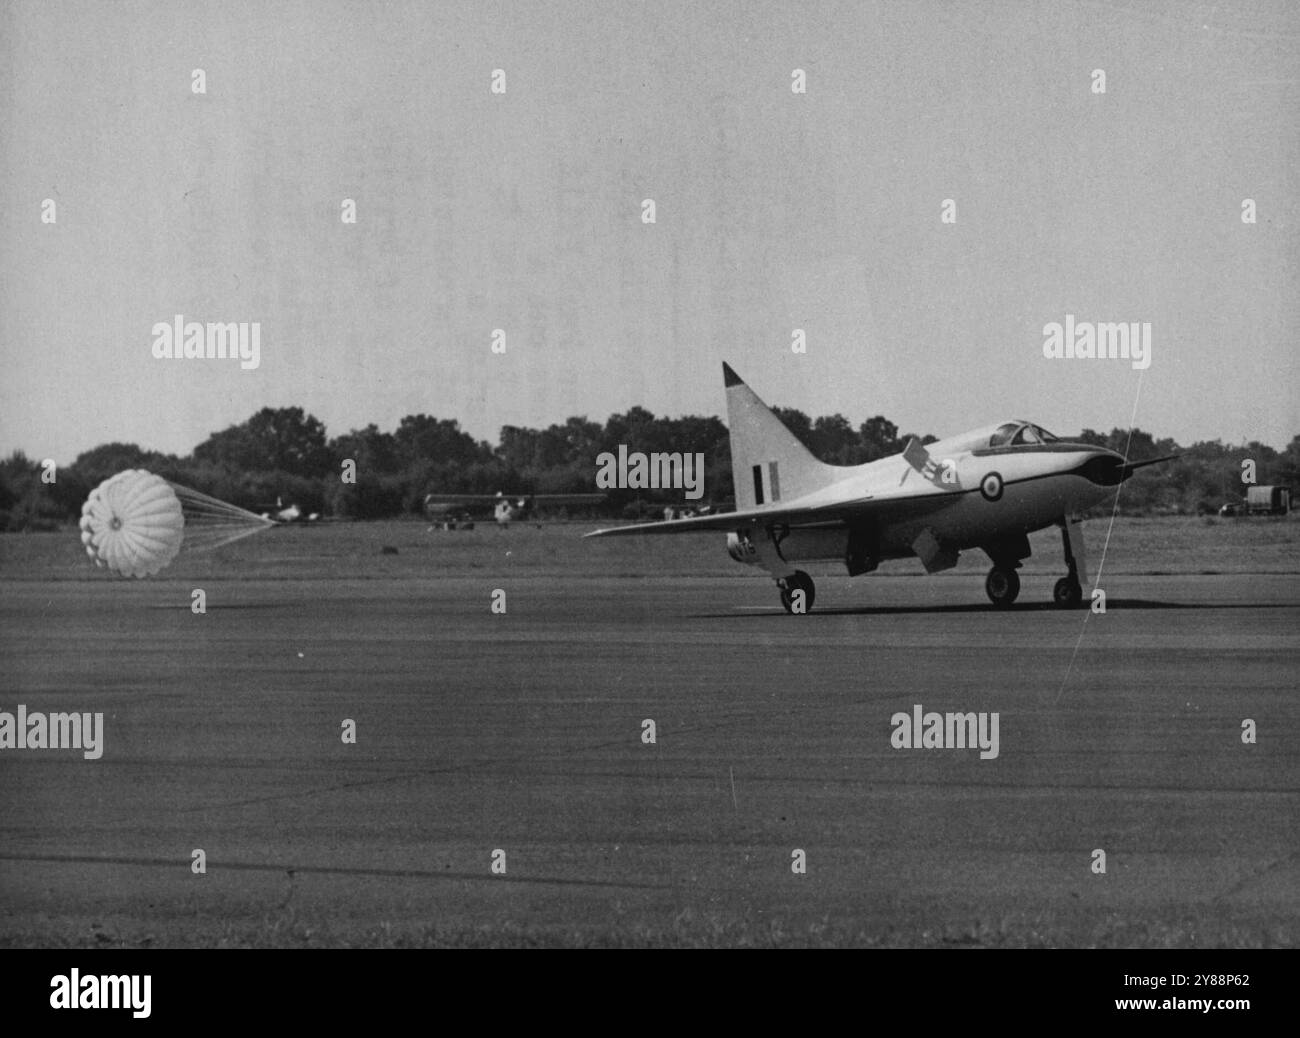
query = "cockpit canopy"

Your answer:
(989, 421), (1059, 447)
